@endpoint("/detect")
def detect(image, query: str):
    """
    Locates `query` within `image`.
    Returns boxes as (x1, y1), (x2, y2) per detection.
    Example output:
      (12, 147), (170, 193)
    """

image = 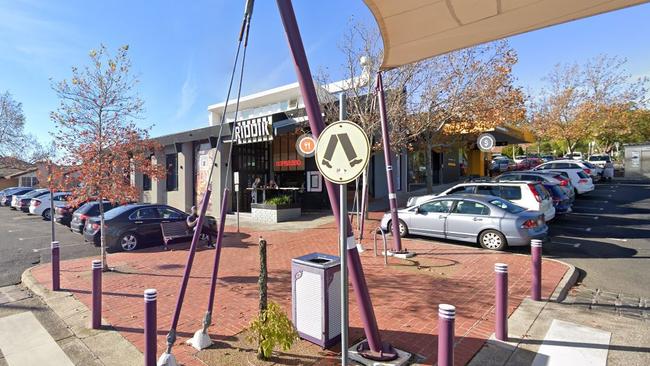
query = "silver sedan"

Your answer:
(380, 194), (548, 250)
